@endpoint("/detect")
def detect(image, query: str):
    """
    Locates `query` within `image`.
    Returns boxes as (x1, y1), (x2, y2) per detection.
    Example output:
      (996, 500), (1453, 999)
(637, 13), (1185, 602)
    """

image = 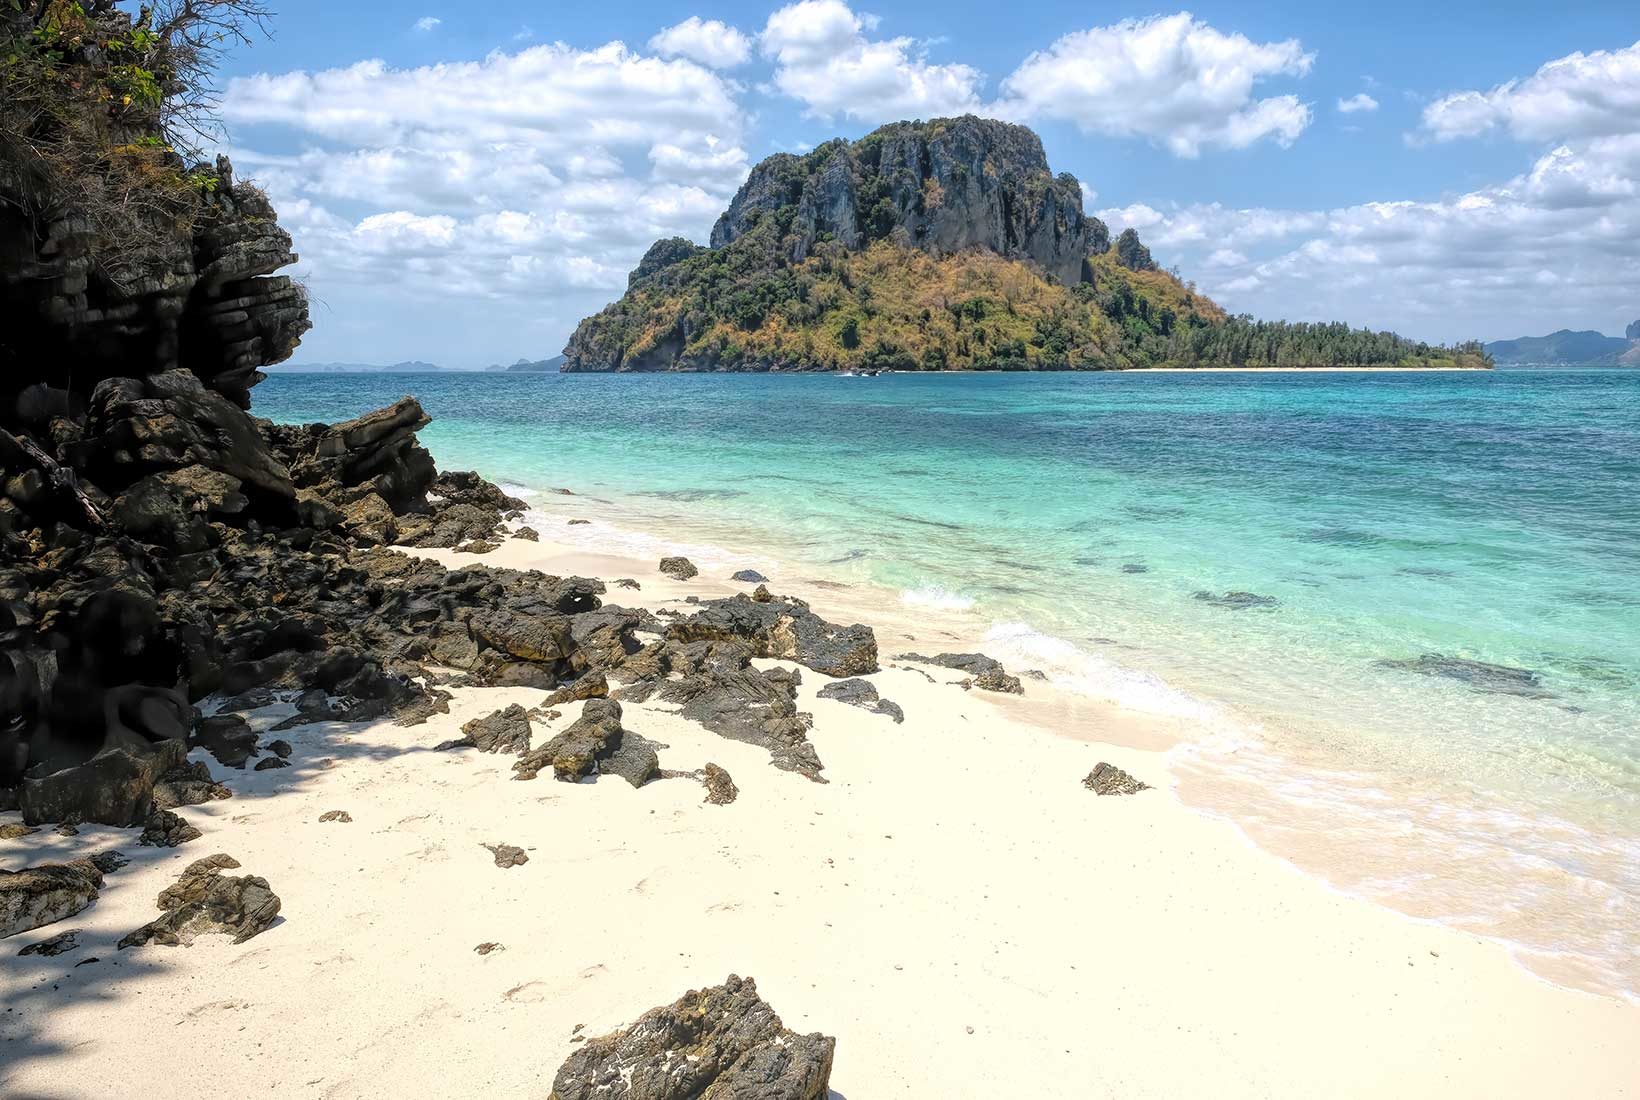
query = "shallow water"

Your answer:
(258, 367), (1640, 997)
